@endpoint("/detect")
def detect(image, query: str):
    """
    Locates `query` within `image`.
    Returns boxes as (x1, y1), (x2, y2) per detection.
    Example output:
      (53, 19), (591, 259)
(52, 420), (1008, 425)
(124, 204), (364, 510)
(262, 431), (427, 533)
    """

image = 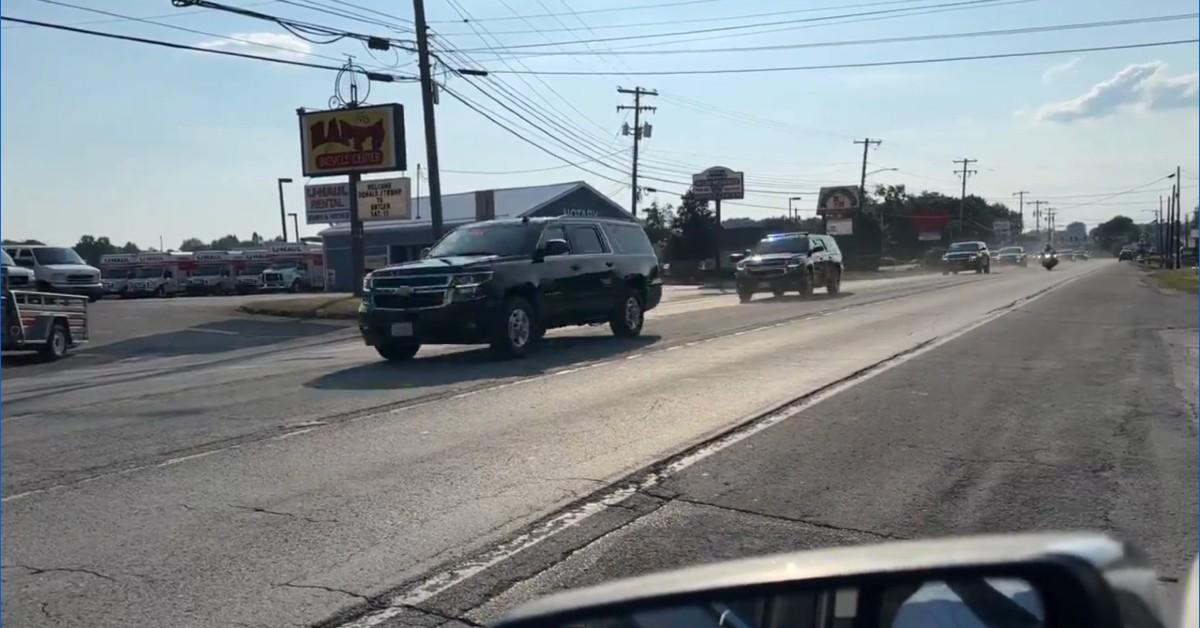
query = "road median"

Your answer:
(238, 295), (360, 320)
